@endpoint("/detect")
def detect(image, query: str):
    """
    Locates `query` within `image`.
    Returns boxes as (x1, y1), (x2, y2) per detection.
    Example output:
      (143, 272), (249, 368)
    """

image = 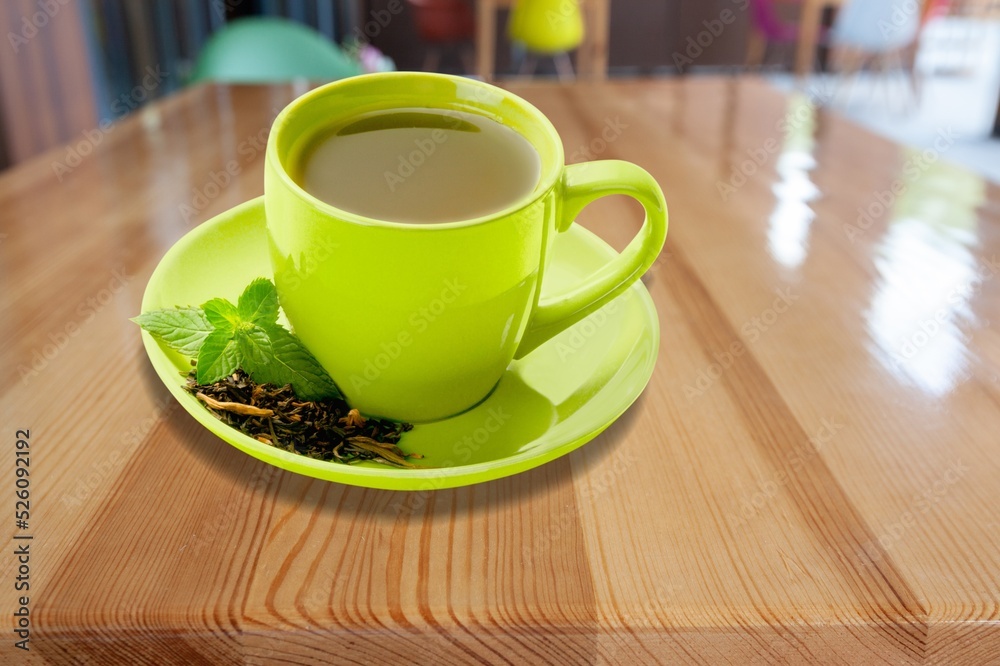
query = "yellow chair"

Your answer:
(507, 0), (585, 79)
